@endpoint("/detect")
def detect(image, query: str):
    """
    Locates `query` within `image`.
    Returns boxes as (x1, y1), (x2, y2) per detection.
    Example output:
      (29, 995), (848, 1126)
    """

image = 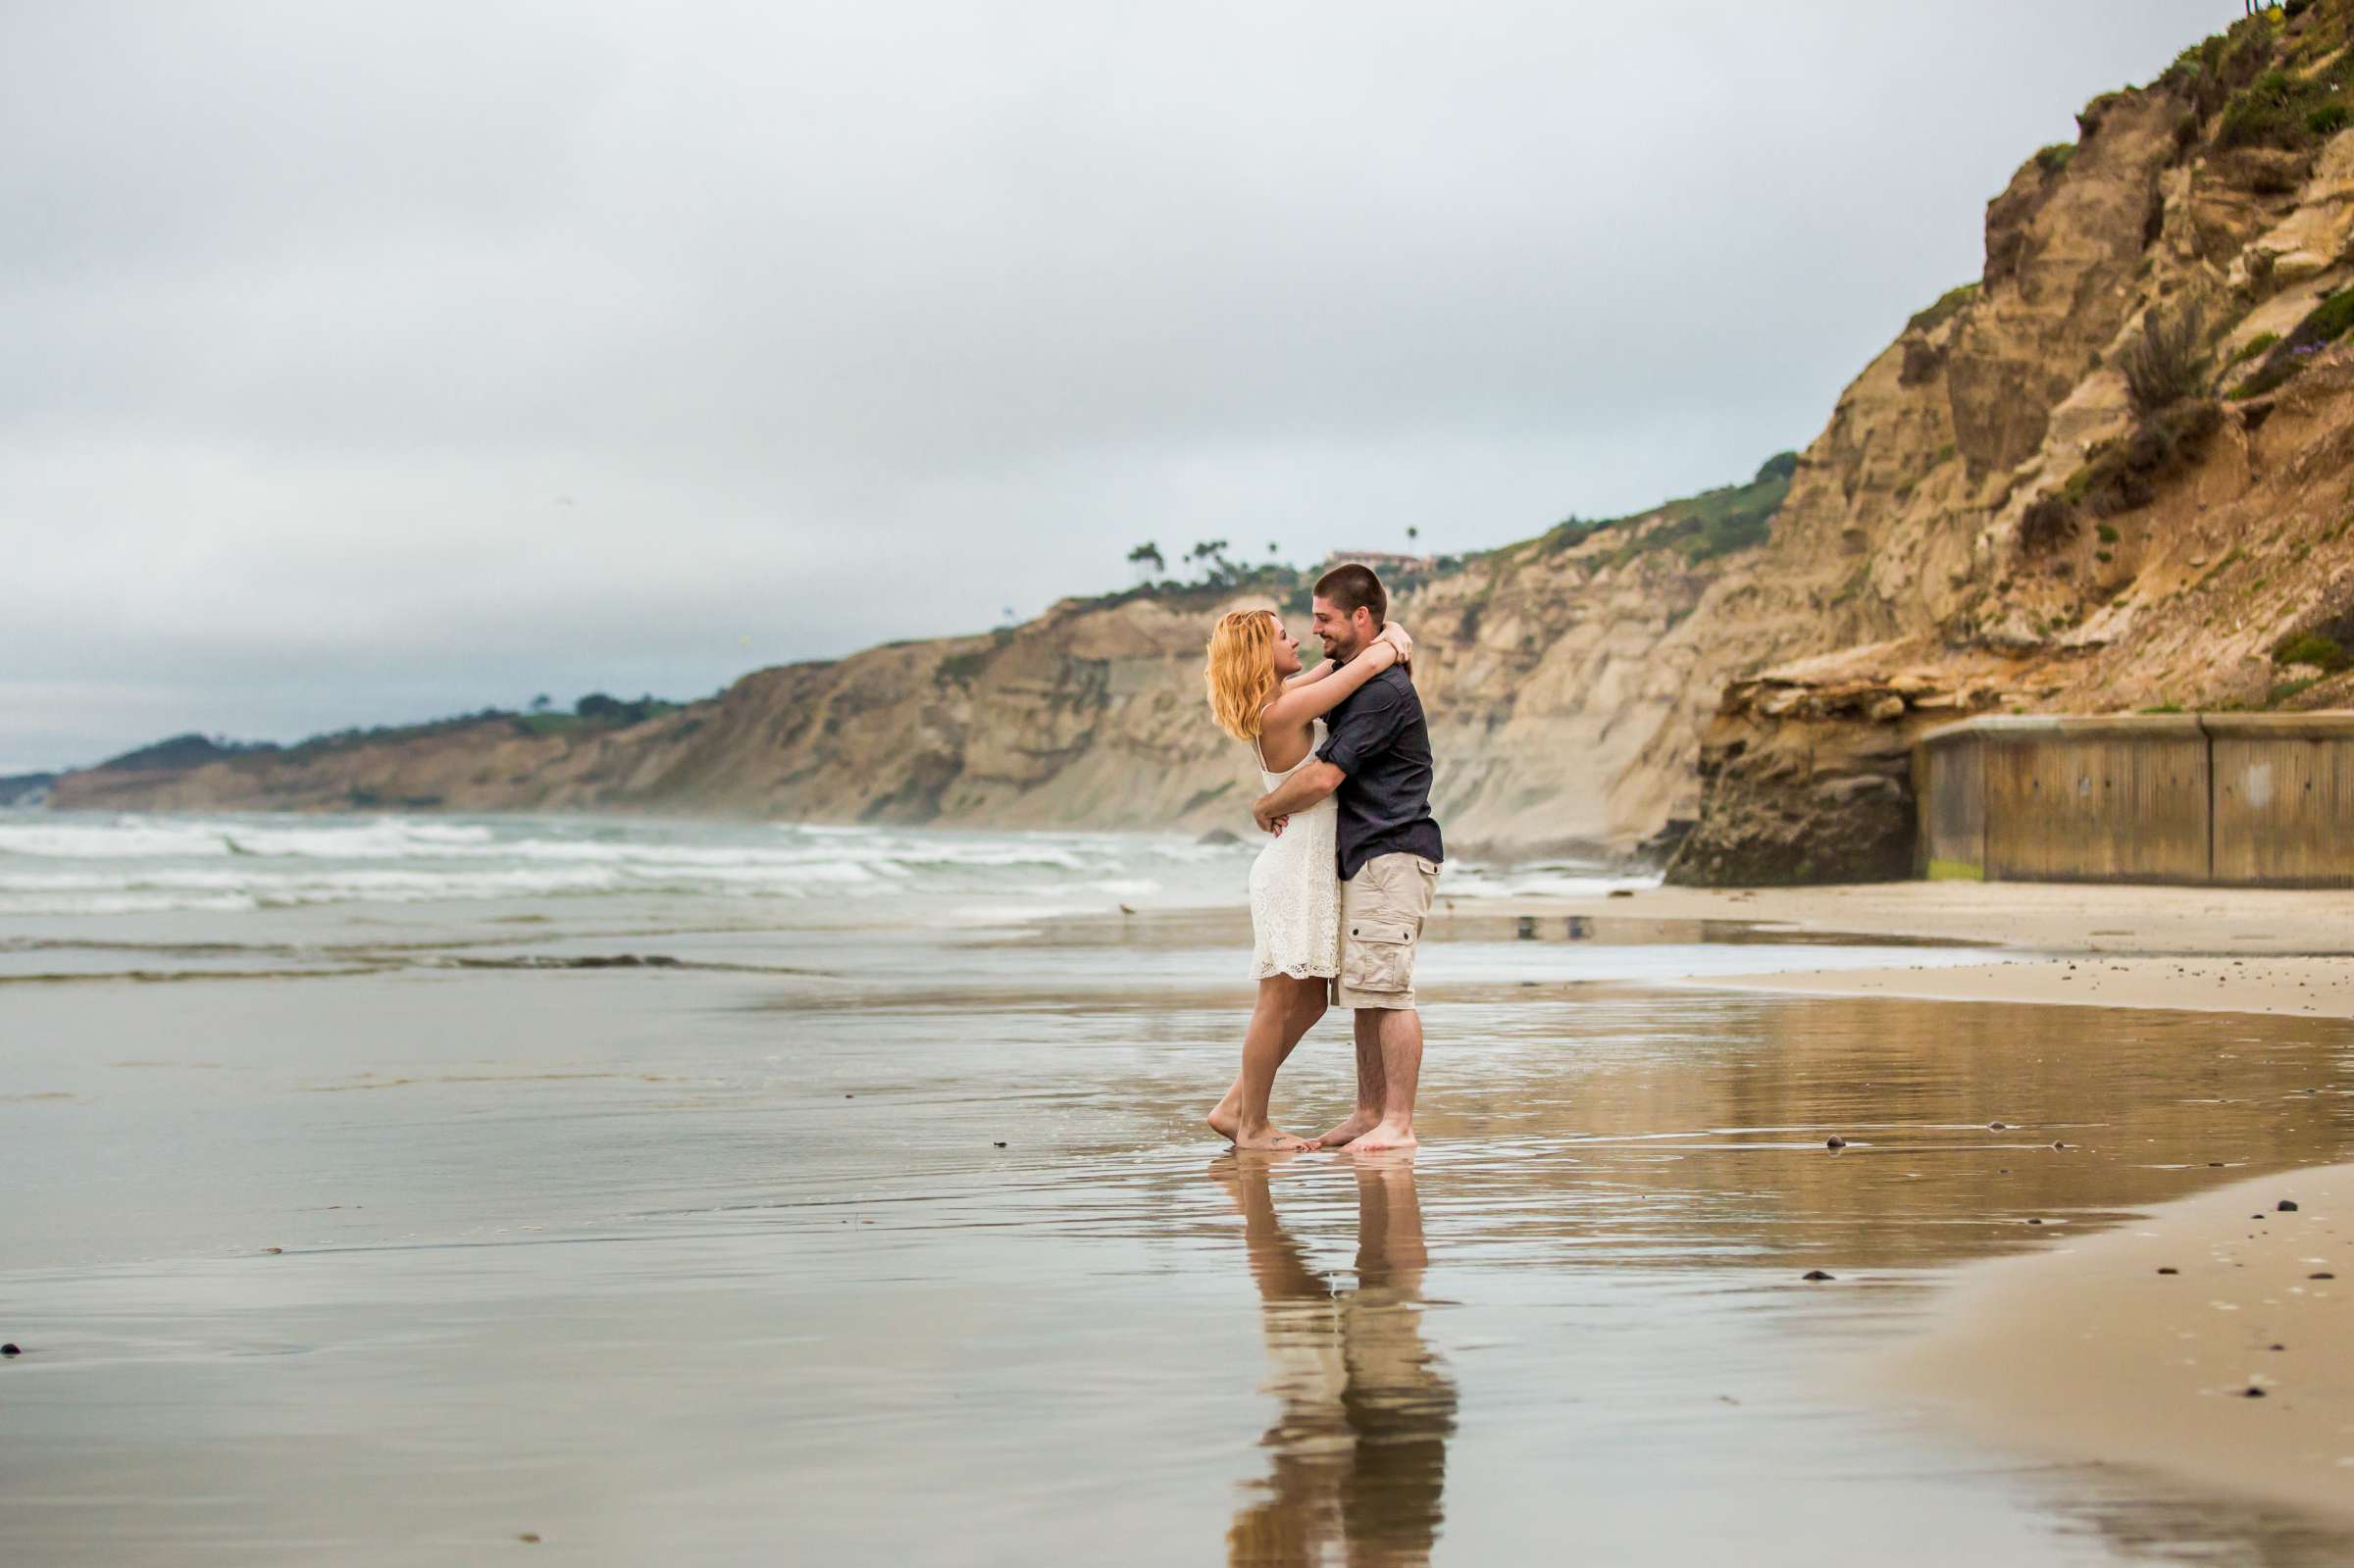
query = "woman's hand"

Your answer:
(1378, 622), (1414, 666)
